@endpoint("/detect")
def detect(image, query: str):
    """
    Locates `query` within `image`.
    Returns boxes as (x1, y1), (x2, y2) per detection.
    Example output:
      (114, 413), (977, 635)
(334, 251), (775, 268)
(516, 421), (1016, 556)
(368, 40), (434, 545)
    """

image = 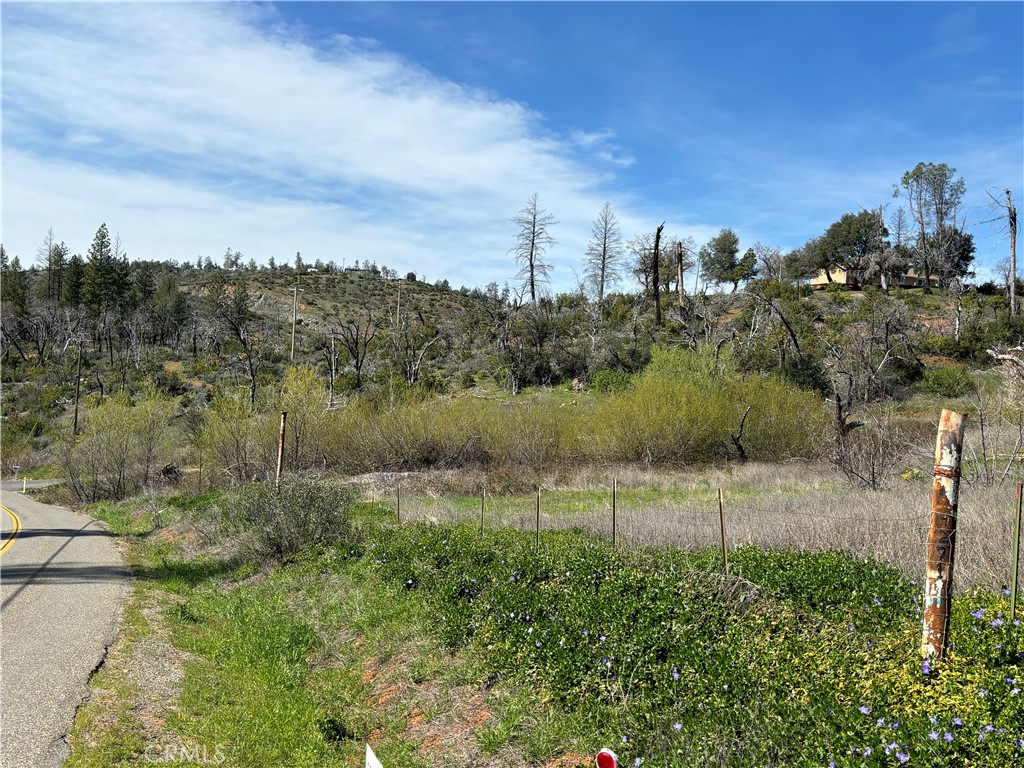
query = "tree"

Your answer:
(62, 255), (85, 308)
(334, 311), (377, 389)
(510, 193), (556, 303)
(205, 271), (264, 410)
(752, 243), (784, 282)
(583, 202), (625, 303)
(783, 238), (822, 284)
(652, 223), (665, 324)
(0, 253), (29, 317)
(816, 210), (886, 284)
(82, 223), (129, 315)
(894, 162), (966, 290)
(735, 247), (759, 286)
(36, 228), (69, 303)
(699, 228), (741, 291)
